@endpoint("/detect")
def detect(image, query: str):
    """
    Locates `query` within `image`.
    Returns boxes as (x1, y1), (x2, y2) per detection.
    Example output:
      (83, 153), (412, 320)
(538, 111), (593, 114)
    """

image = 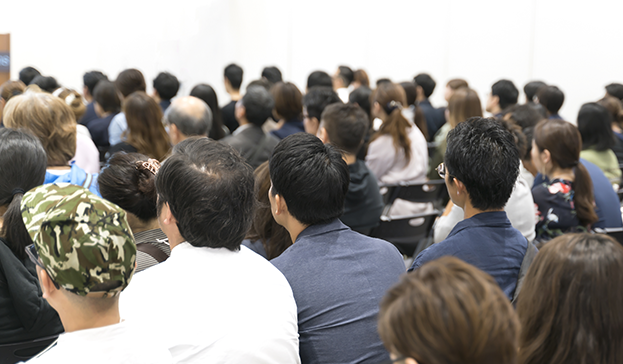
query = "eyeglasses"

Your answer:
(25, 244), (60, 289)
(436, 163), (448, 179)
